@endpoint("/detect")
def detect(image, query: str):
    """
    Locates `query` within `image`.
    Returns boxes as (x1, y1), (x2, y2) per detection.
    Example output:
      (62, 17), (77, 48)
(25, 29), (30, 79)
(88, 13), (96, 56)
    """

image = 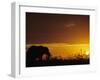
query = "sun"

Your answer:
(86, 50), (89, 55)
